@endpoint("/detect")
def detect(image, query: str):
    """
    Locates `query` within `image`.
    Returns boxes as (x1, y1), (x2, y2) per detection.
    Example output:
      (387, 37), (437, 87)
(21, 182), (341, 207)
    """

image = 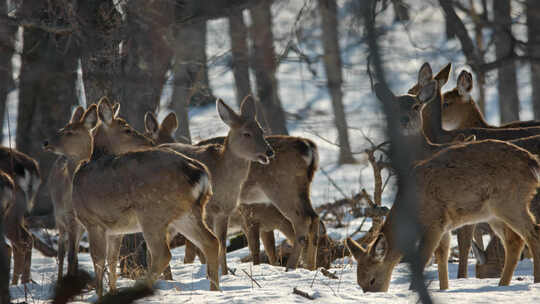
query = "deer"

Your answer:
(155, 96), (275, 275)
(441, 70), (540, 130)
(0, 170), (14, 303)
(145, 105), (322, 271)
(0, 146), (41, 285)
(345, 66), (540, 292)
(43, 101), (220, 297)
(47, 106), (87, 280)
